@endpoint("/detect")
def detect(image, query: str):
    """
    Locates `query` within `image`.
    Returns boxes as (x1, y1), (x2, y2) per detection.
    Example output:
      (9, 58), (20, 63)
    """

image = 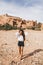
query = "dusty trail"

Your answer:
(0, 30), (43, 65)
